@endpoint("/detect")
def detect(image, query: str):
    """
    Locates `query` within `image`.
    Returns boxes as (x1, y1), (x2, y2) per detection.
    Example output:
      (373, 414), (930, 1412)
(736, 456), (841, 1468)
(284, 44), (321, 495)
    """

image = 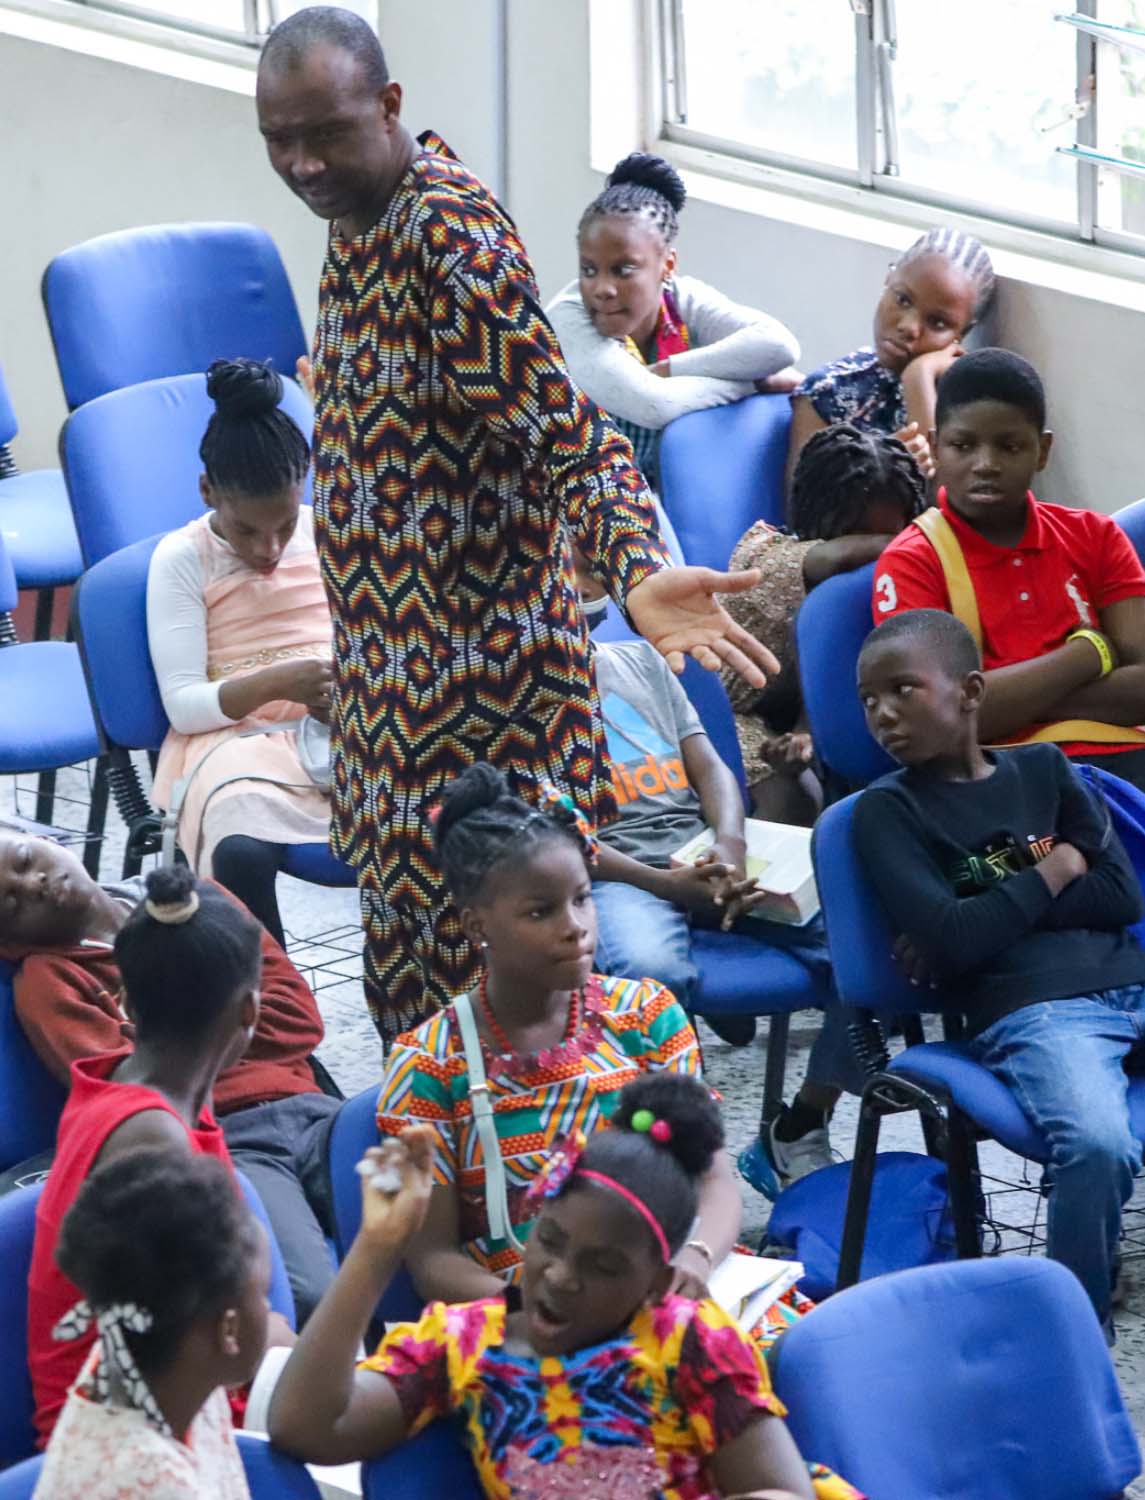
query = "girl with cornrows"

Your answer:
(787, 225), (996, 488)
(721, 424), (927, 825)
(548, 152), (801, 496)
(27, 865), (282, 1448)
(375, 761), (743, 1306)
(148, 357), (333, 948)
(272, 1073), (860, 1498)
